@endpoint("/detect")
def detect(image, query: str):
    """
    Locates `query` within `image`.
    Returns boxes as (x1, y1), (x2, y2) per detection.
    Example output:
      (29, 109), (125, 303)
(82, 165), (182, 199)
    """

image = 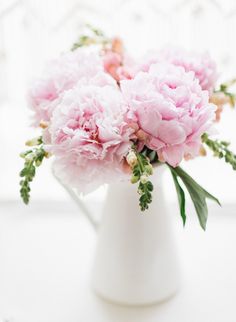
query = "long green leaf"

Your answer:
(170, 168), (186, 226)
(168, 165), (221, 230)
